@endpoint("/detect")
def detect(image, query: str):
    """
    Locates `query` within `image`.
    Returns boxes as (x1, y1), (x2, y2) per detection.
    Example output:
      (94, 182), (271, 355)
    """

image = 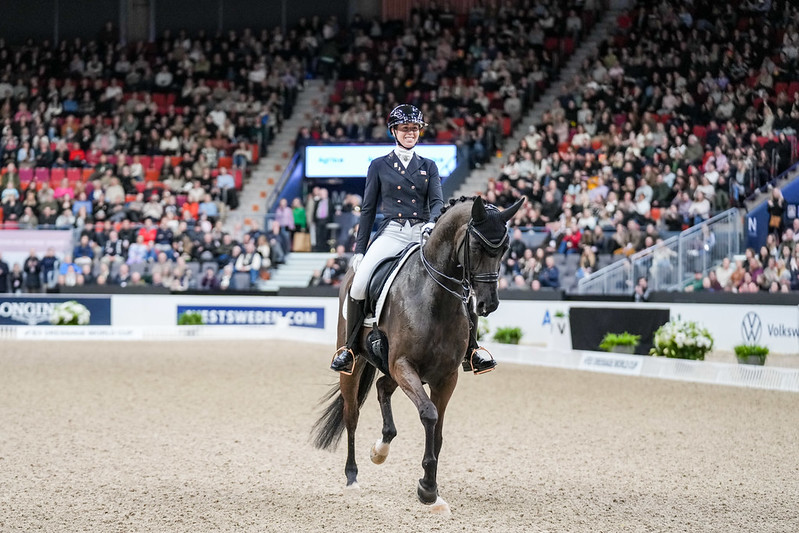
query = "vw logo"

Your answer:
(741, 312), (762, 344)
